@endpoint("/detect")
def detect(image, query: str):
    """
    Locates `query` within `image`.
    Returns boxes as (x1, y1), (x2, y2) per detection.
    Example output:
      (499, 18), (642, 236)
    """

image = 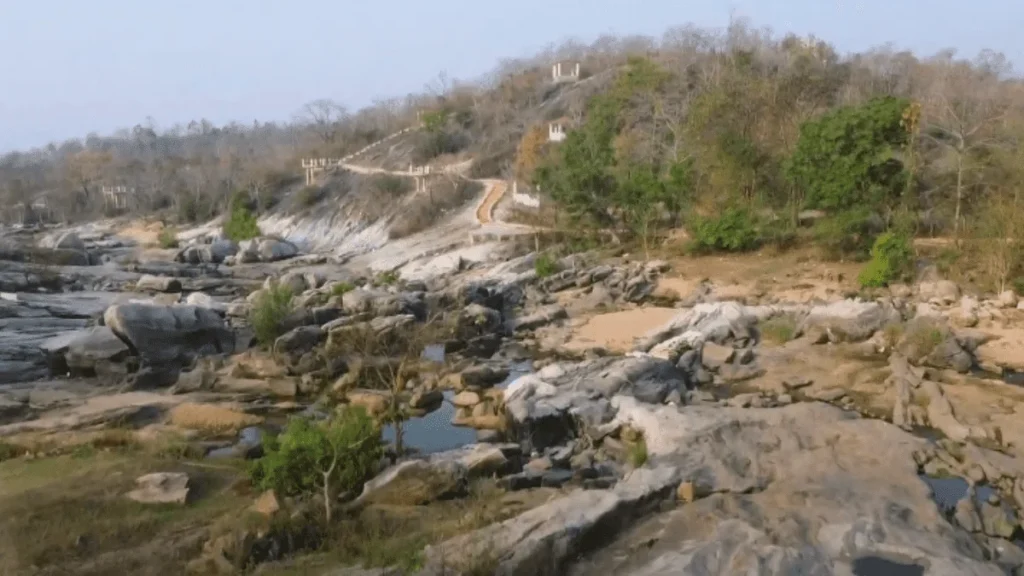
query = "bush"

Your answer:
(375, 271), (399, 286)
(371, 175), (412, 197)
(759, 315), (797, 344)
(223, 203), (261, 242)
(534, 253), (558, 278)
(858, 231), (914, 288)
(249, 409), (383, 520)
(249, 284), (294, 347)
(687, 208), (760, 253)
(412, 130), (467, 164)
(813, 209), (878, 261)
(296, 186), (323, 208)
(157, 227), (179, 249)
(331, 281), (355, 297)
